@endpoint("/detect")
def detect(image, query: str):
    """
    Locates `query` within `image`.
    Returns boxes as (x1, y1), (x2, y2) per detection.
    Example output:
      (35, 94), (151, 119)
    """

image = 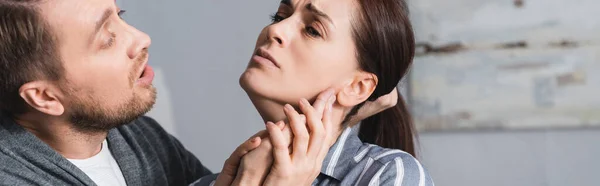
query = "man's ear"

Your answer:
(19, 81), (65, 116)
(336, 72), (378, 107)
